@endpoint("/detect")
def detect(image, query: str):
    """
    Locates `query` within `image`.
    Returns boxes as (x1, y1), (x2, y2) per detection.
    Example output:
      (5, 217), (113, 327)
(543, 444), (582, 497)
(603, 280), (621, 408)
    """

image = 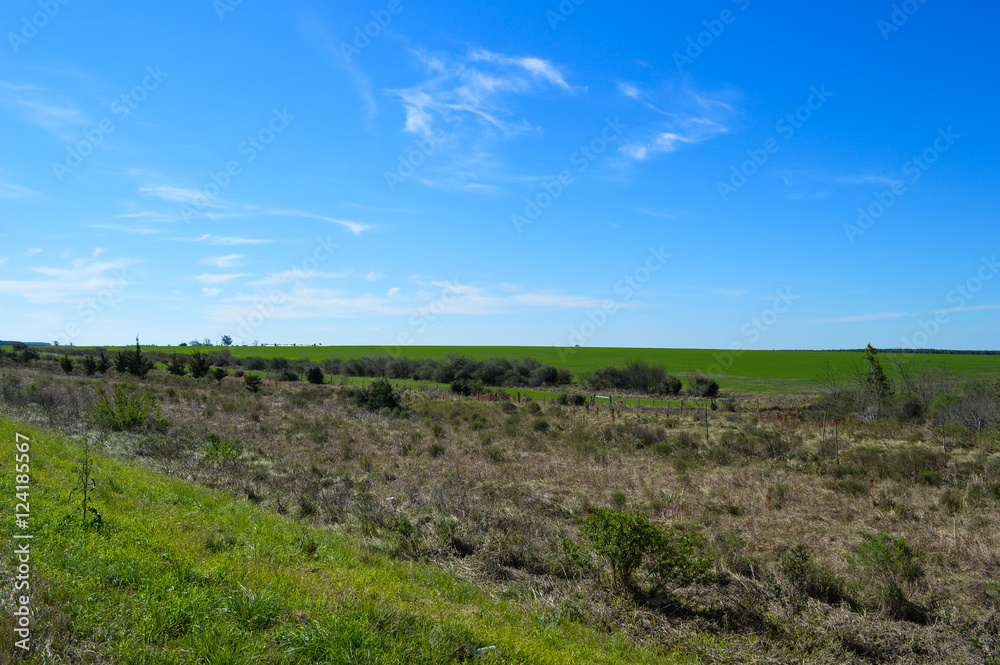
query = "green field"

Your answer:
(85, 345), (1000, 394)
